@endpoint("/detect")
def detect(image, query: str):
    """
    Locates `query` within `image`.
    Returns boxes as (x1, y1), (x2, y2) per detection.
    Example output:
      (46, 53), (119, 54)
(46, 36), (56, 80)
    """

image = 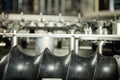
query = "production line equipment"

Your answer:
(0, 13), (120, 80)
(0, 31), (119, 80)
